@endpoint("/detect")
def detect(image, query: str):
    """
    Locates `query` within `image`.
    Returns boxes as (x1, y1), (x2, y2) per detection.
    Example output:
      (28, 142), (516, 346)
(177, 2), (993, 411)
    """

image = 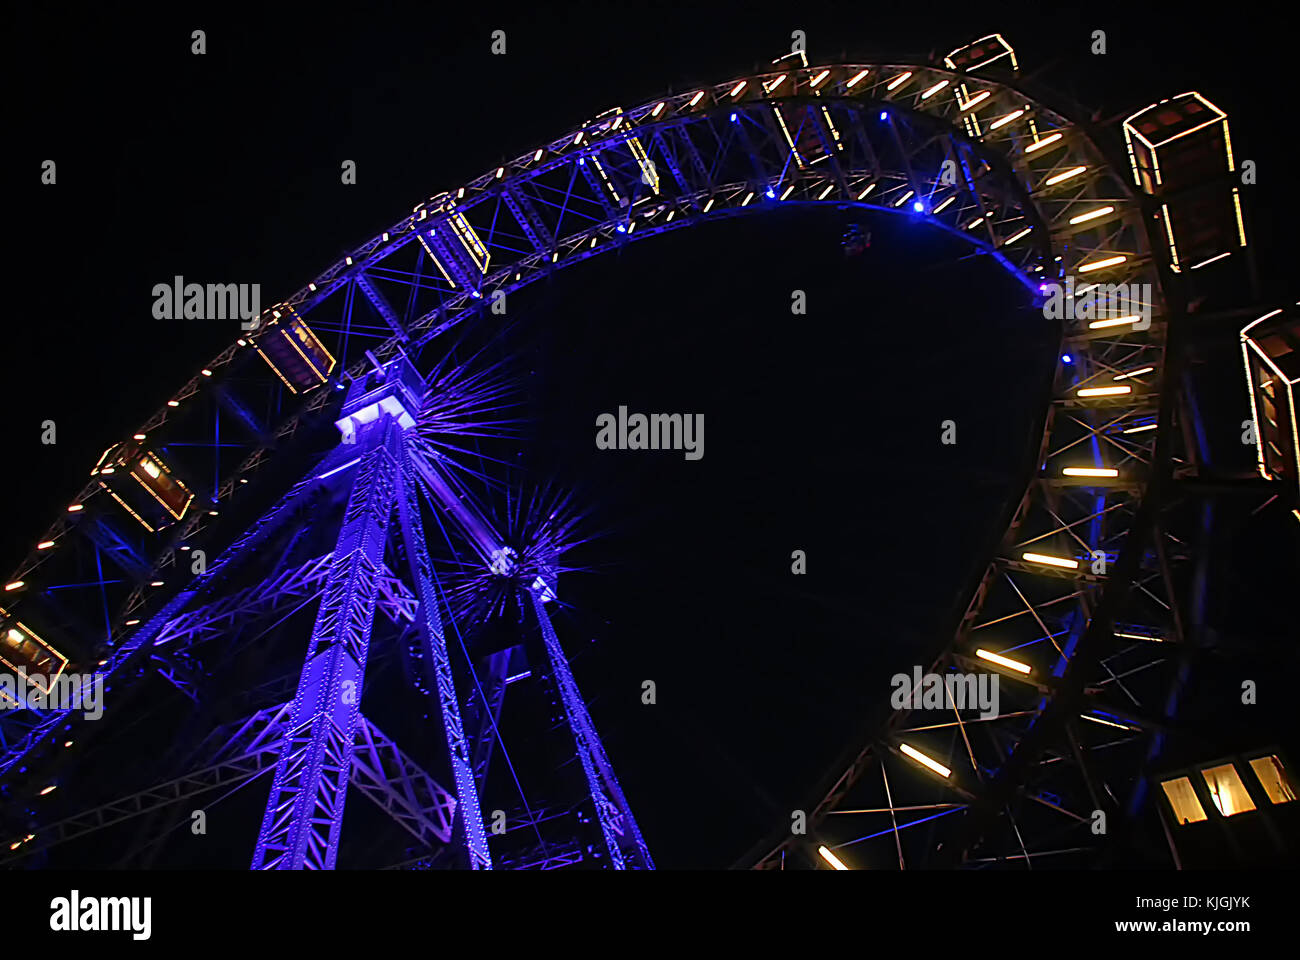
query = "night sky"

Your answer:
(9, 3), (1296, 868)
